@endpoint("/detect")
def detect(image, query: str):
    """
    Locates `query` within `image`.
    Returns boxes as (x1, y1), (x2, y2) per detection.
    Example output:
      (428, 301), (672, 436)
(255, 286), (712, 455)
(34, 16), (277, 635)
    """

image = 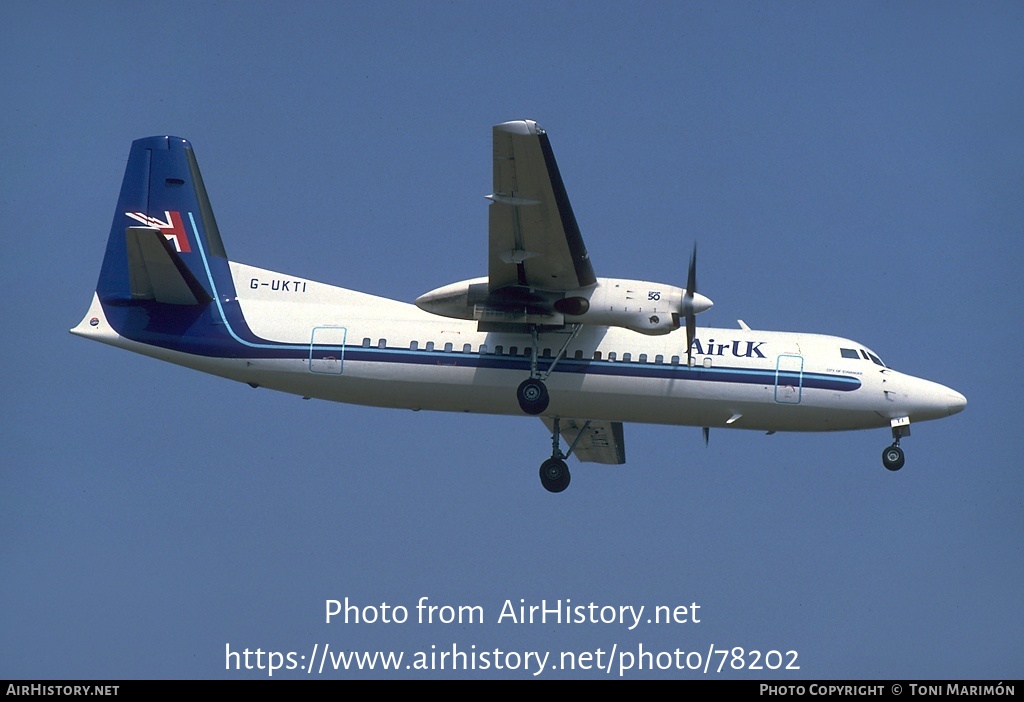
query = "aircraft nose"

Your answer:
(900, 376), (967, 421)
(946, 389), (967, 416)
